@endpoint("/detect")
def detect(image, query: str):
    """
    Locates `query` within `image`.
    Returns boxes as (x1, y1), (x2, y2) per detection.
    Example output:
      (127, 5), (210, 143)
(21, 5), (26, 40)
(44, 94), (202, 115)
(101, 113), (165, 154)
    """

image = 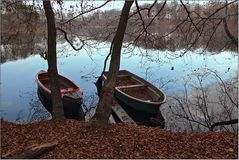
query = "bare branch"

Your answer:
(57, 27), (84, 51)
(133, 0), (167, 45)
(180, 0), (200, 33)
(206, 0), (237, 19)
(209, 69), (238, 108)
(210, 119), (238, 131)
(147, 0), (157, 17)
(102, 38), (115, 76)
(198, 0), (237, 33)
(129, 7), (148, 19)
(135, 0), (148, 41)
(202, 19), (223, 52)
(223, 18), (238, 47)
(61, 0), (111, 25)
